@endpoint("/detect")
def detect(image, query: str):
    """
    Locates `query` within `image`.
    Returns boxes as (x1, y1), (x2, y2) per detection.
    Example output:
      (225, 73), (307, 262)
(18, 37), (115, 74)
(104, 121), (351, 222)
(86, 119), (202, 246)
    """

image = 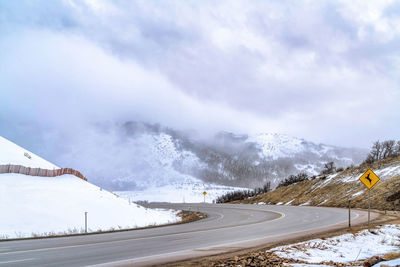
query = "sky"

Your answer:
(1, 0), (399, 157)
